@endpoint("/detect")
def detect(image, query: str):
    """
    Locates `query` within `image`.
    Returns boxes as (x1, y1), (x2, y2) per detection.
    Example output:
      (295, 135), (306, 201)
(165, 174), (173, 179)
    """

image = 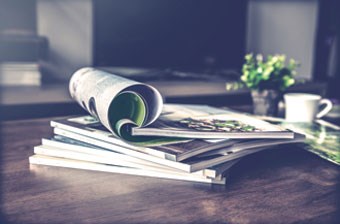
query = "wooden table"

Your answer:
(1, 117), (339, 224)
